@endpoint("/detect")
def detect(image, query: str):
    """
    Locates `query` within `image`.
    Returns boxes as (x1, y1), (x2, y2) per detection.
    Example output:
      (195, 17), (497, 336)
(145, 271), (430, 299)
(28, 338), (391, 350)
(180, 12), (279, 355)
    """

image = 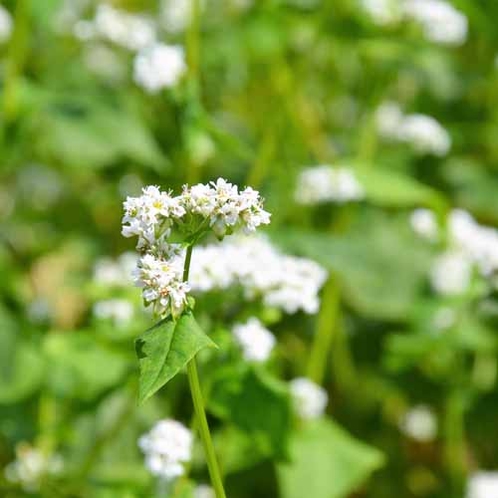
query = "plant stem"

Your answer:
(183, 245), (227, 498)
